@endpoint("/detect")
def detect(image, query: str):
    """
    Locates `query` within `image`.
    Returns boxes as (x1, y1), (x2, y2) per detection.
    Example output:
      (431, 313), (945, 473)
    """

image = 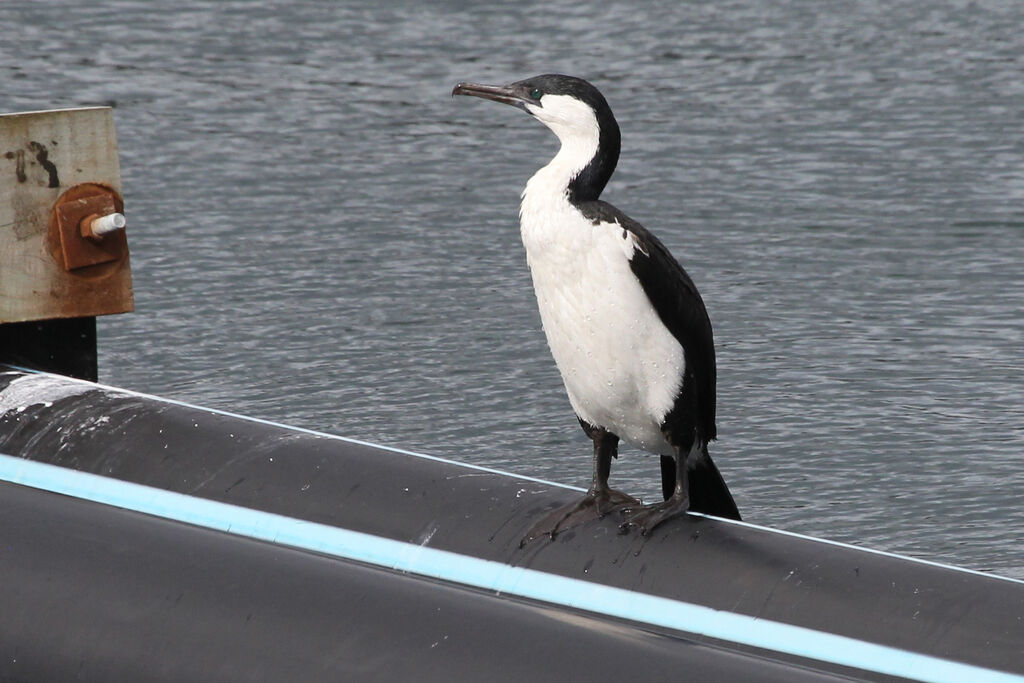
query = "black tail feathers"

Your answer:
(660, 446), (741, 521)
